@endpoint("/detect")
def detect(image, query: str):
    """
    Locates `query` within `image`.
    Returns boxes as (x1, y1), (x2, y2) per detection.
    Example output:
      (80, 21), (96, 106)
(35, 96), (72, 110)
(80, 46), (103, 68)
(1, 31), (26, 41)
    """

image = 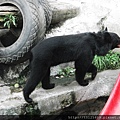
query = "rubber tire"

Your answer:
(0, 0), (46, 64)
(38, 0), (52, 28)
